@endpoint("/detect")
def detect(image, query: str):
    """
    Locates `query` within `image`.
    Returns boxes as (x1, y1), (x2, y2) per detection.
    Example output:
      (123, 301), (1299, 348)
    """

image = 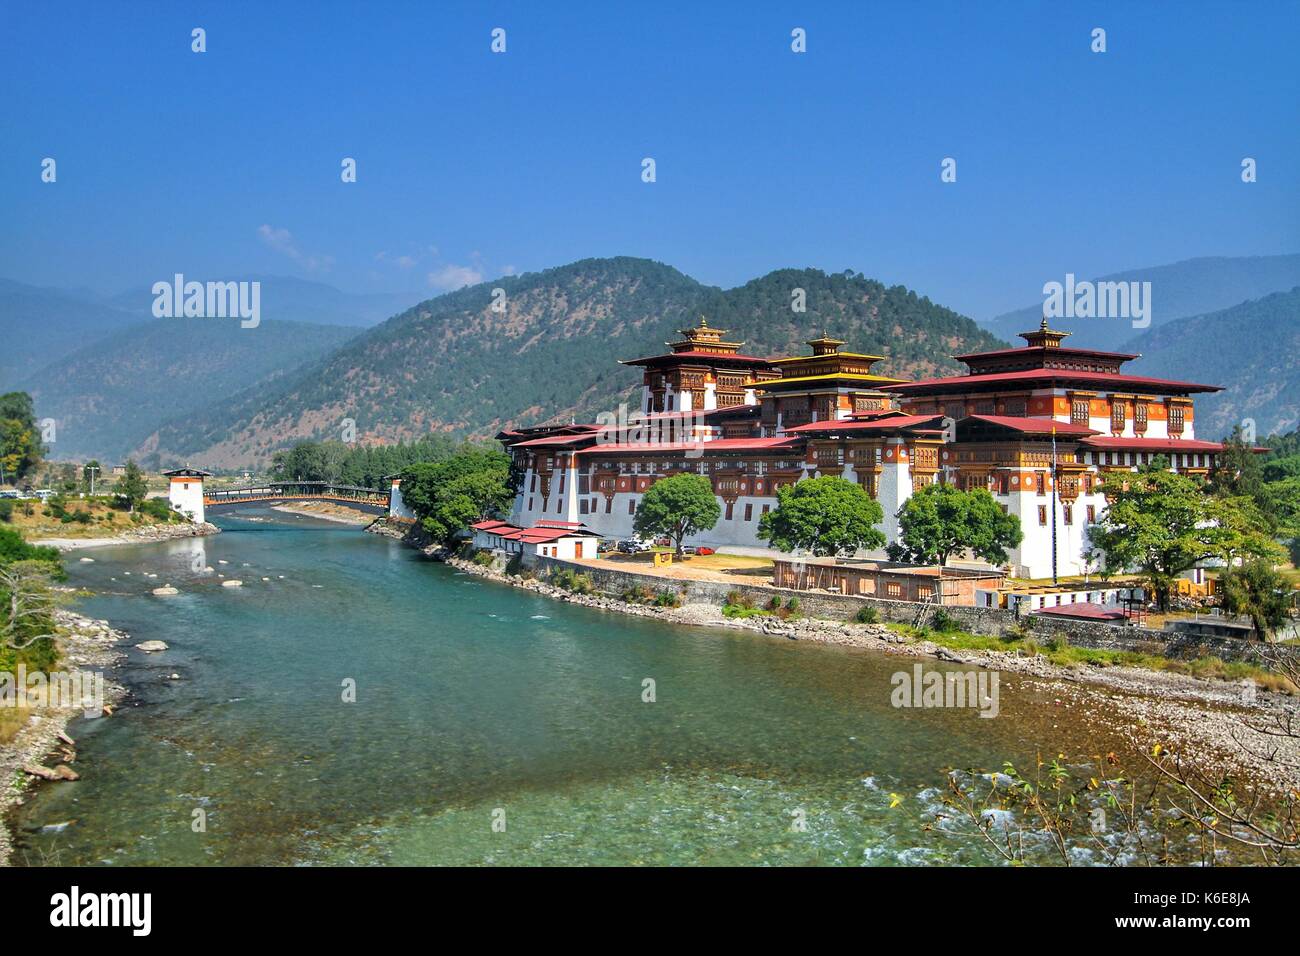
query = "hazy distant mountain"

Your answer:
(138, 257), (1007, 469)
(984, 254), (1300, 351)
(20, 317), (358, 462)
(109, 275), (422, 328)
(1120, 288), (1300, 440)
(0, 279), (139, 382)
